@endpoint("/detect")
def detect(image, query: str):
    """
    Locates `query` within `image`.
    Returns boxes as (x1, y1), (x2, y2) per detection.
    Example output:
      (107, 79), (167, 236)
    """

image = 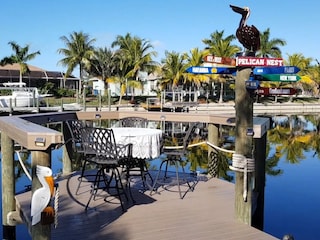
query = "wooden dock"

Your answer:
(15, 171), (277, 240)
